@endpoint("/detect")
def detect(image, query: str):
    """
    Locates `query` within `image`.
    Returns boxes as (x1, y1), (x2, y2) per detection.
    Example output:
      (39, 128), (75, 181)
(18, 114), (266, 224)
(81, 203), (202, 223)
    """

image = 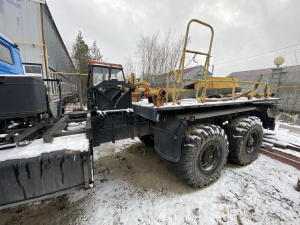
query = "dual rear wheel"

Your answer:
(139, 116), (263, 188)
(175, 116), (263, 187)
(225, 116), (263, 165)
